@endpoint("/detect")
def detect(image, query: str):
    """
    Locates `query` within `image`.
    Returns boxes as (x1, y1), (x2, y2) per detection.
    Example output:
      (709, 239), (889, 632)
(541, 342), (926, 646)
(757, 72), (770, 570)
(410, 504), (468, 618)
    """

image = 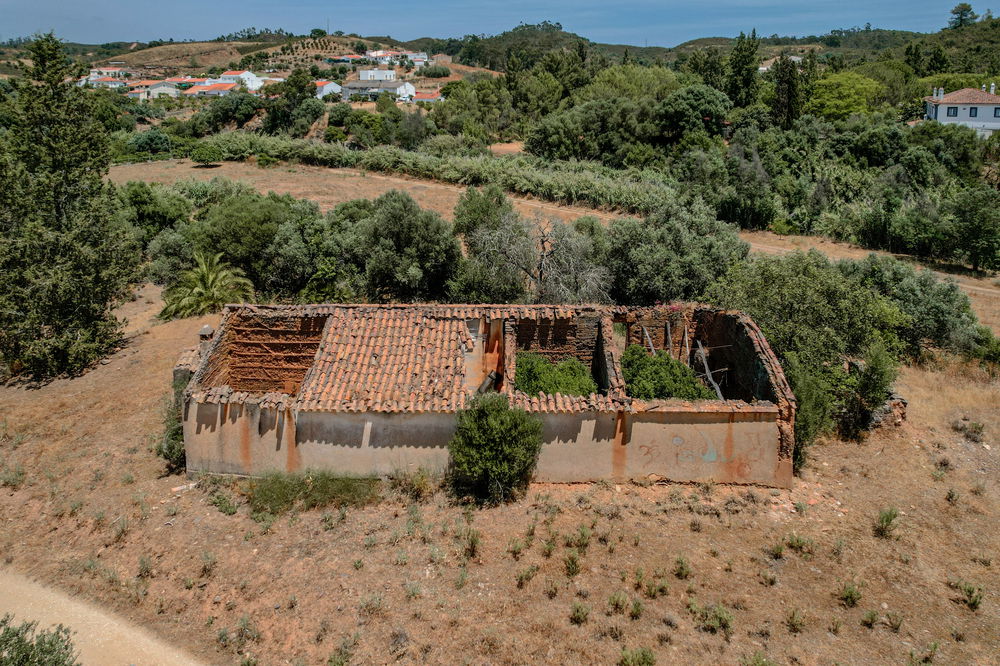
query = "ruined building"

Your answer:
(174, 304), (796, 486)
